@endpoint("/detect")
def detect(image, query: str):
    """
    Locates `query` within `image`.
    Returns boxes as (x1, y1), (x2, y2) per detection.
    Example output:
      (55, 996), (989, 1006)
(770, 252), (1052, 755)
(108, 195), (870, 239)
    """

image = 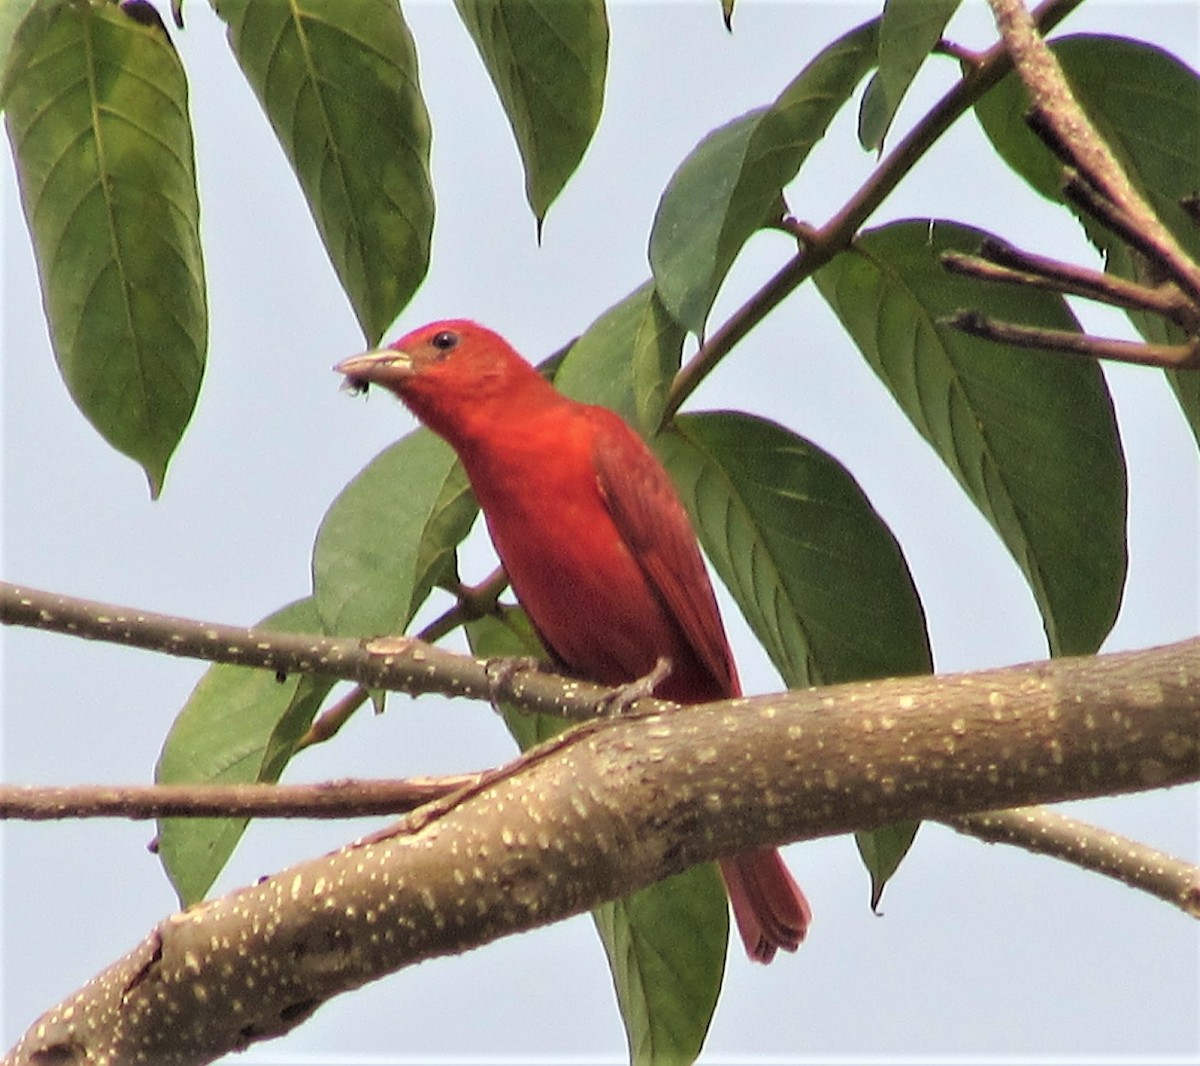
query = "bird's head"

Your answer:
(336, 320), (551, 439)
